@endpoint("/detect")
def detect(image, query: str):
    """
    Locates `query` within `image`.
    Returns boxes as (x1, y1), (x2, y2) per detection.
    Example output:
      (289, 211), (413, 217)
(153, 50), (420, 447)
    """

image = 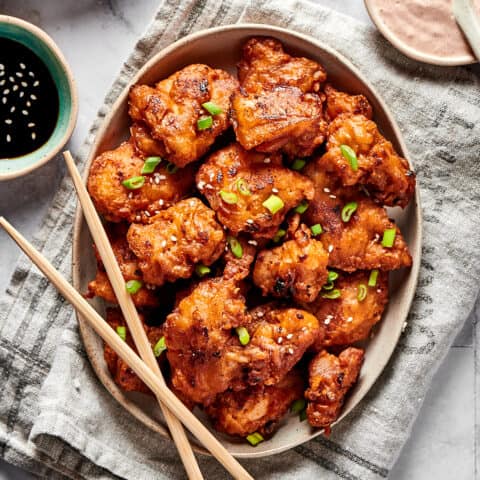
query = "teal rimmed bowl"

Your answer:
(0, 15), (77, 180)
